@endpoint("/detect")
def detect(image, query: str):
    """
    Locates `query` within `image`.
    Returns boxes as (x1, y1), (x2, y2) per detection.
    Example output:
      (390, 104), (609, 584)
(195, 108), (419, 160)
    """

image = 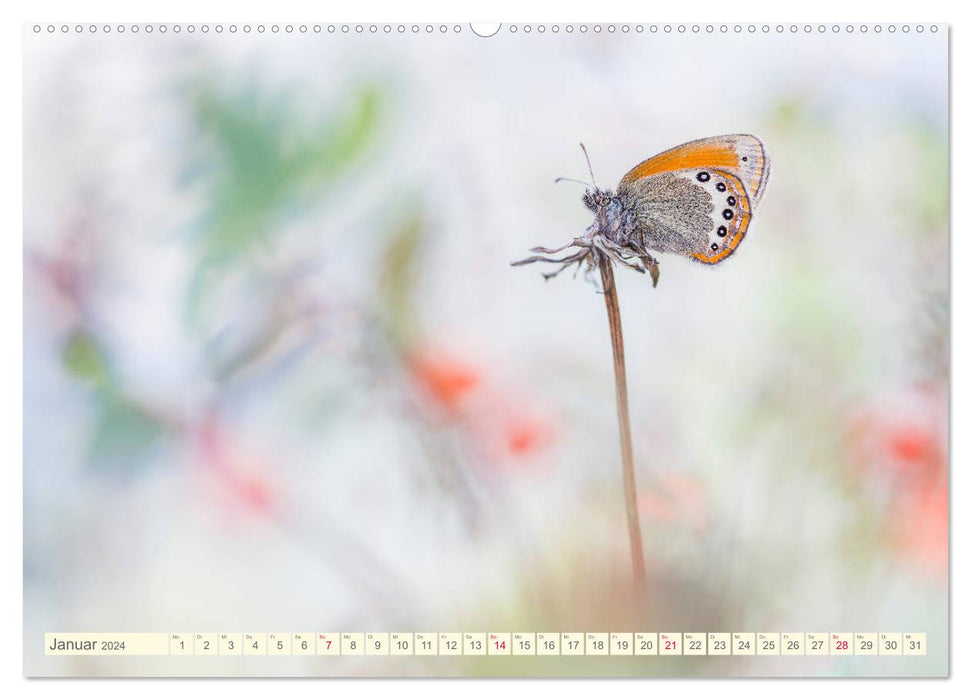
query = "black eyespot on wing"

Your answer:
(711, 243), (719, 251)
(727, 196), (736, 206)
(742, 156), (748, 162)
(697, 172), (710, 182)
(717, 226), (727, 237)
(716, 182), (727, 192)
(722, 209), (734, 220)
